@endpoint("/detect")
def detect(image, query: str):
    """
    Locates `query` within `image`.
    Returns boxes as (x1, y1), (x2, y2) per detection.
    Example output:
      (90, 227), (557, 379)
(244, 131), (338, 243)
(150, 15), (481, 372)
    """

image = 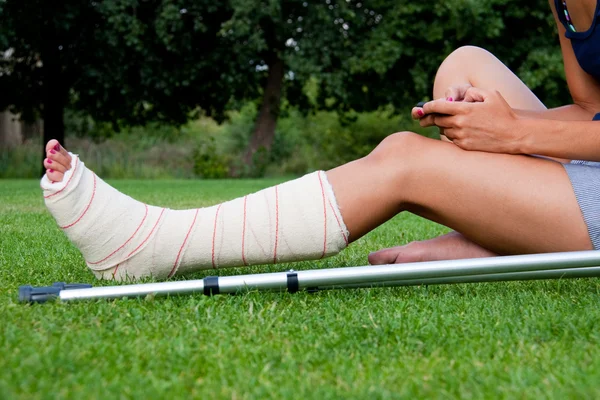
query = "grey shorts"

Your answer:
(563, 160), (600, 249)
